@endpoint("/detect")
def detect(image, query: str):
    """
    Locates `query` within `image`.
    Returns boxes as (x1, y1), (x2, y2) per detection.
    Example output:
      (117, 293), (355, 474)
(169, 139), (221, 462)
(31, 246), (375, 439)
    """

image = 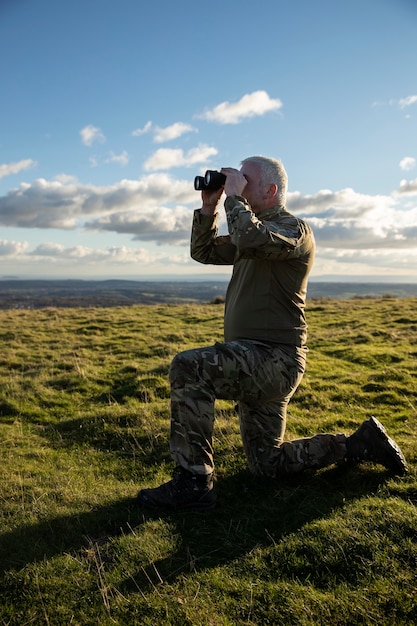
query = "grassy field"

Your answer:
(0, 297), (416, 625)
